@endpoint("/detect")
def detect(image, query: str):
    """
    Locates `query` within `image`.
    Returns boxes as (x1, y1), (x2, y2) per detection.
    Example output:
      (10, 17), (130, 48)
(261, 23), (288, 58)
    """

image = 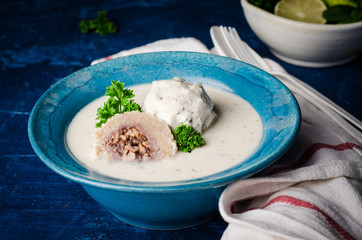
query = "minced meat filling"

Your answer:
(105, 127), (152, 161)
